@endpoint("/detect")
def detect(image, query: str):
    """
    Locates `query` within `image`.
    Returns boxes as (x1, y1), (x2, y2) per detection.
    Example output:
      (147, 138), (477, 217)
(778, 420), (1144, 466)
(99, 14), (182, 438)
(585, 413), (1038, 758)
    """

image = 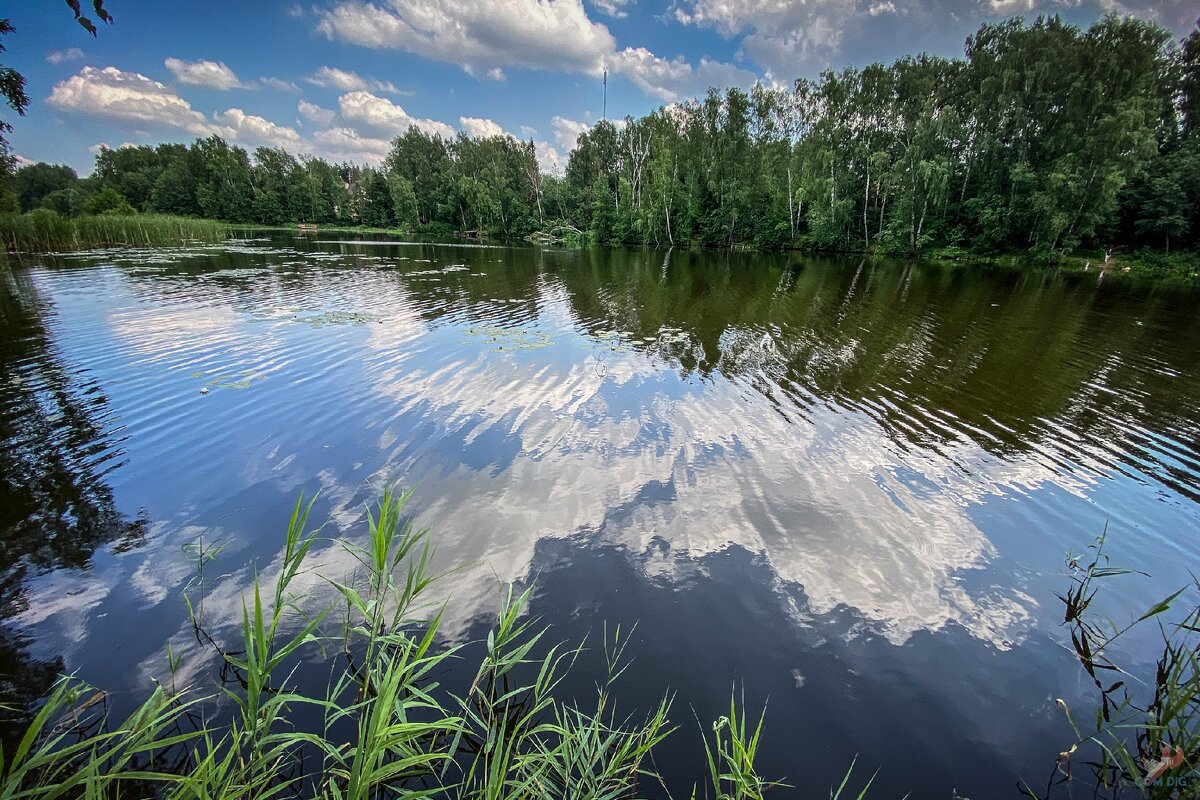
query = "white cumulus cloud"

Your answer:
(316, 0), (615, 76)
(312, 127), (393, 163)
(260, 76), (301, 92)
(337, 90), (454, 138)
(314, 0), (753, 103)
(1091, 0), (1194, 28)
(49, 66), (311, 157)
(459, 116), (508, 138)
(307, 66), (401, 95)
(672, 0), (858, 79)
(213, 108), (304, 149)
(298, 99), (336, 126)
(46, 48), (84, 65)
(550, 116), (590, 153)
(591, 0), (635, 18)
(609, 47), (757, 102)
(534, 141), (567, 174)
(48, 66), (214, 136)
(164, 57), (249, 90)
